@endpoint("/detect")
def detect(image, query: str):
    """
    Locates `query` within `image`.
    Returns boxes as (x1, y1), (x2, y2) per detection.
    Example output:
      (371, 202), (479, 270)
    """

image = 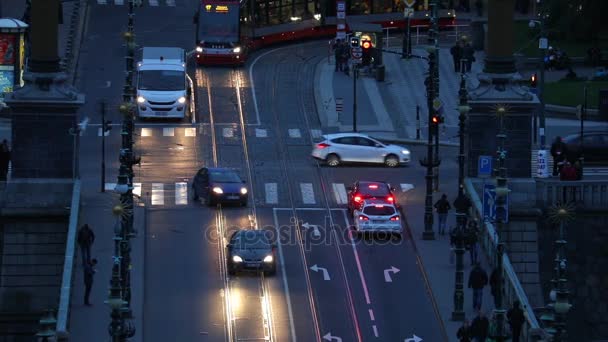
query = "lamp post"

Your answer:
(535, 0), (547, 148)
(430, 0), (440, 192)
(451, 73), (470, 321)
(492, 105), (510, 342)
(579, 84), (587, 178)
